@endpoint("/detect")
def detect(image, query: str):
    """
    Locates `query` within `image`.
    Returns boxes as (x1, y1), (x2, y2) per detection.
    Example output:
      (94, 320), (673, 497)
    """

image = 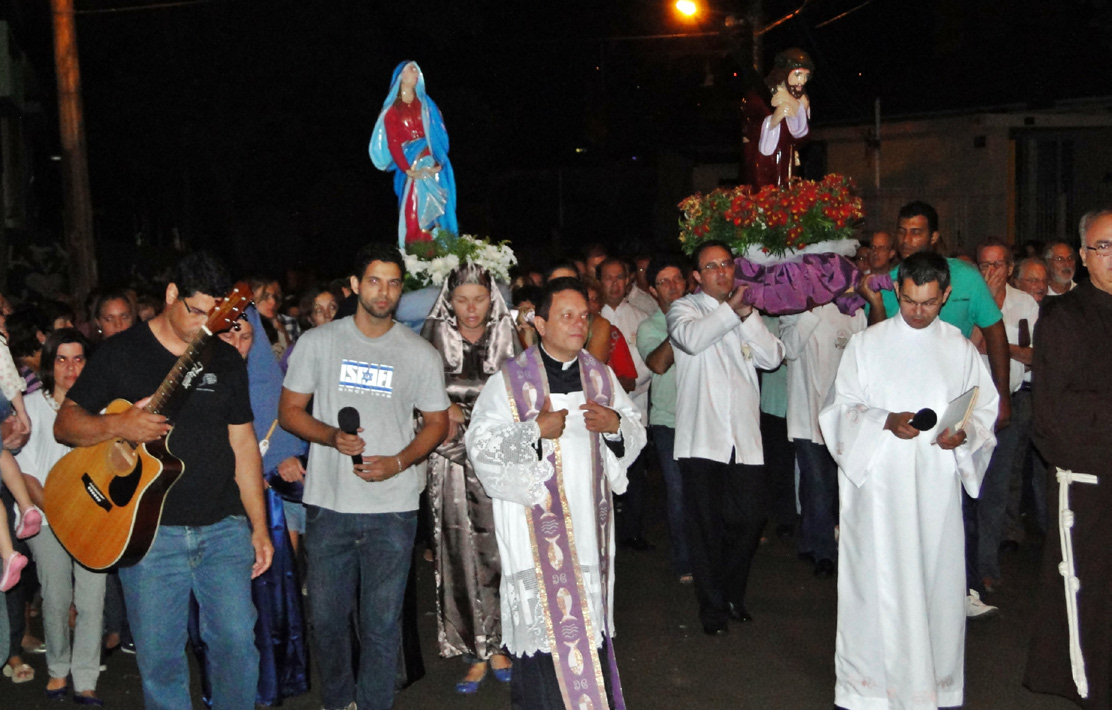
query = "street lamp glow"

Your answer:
(675, 0), (698, 18)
